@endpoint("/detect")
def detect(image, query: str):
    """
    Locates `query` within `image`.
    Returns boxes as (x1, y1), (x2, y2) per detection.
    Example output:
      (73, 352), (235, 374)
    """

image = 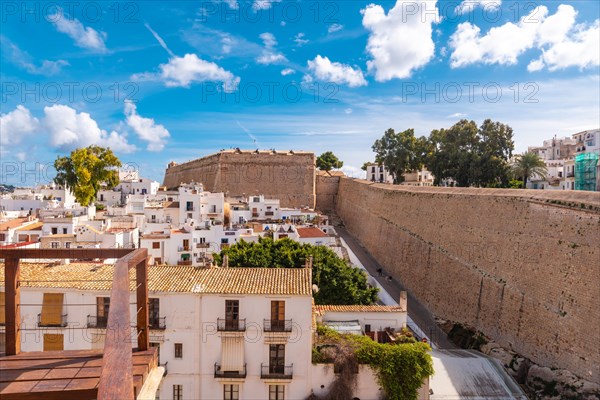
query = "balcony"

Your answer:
(177, 246), (191, 252)
(215, 363), (247, 379)
(260, 364), (293, 380)
(196, 243), (210, 248)
(217, 318), (246, 332)
(265, 211), (274, 217)
(186, 207), (195, 212)
(263, 319), (292, 332)
(87, 315), (108, 328)
(177, 260), (192, 266)
(37, 313), (68, 327)
(149, 316), (166, 330)
(567, 172), (574, 178)
(252, 213), (259, 218)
